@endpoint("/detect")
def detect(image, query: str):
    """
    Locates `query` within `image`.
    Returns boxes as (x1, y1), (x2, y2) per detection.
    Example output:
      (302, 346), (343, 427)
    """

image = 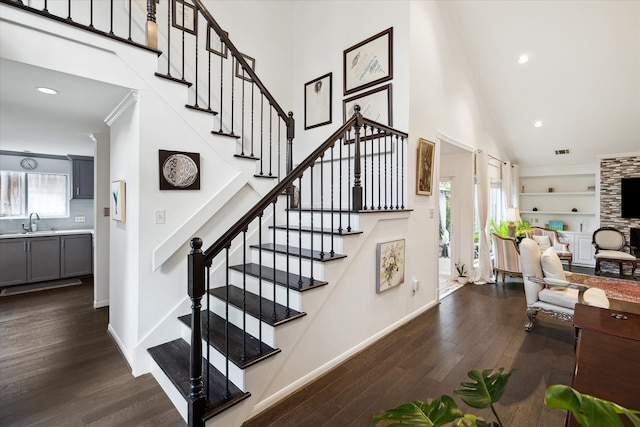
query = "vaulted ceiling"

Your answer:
(443, 0), (640, 168)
